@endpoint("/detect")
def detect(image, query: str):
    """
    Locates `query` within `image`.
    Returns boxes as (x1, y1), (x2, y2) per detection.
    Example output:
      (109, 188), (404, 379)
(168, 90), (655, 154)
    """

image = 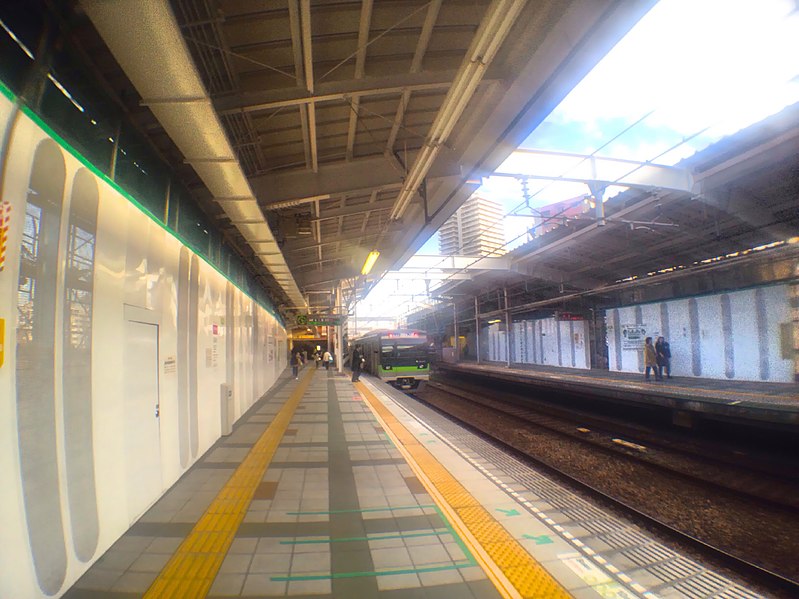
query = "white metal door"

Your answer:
(123, 320), (162, 522)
